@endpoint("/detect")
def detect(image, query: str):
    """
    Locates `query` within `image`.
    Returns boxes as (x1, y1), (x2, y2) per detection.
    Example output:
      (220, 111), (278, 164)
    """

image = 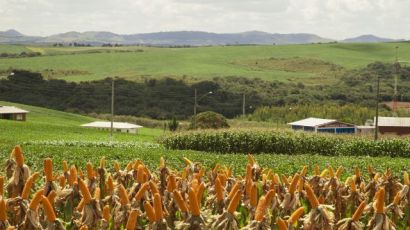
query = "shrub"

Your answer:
(167, 117), (179, 132)
(190, 111), (229, 129)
